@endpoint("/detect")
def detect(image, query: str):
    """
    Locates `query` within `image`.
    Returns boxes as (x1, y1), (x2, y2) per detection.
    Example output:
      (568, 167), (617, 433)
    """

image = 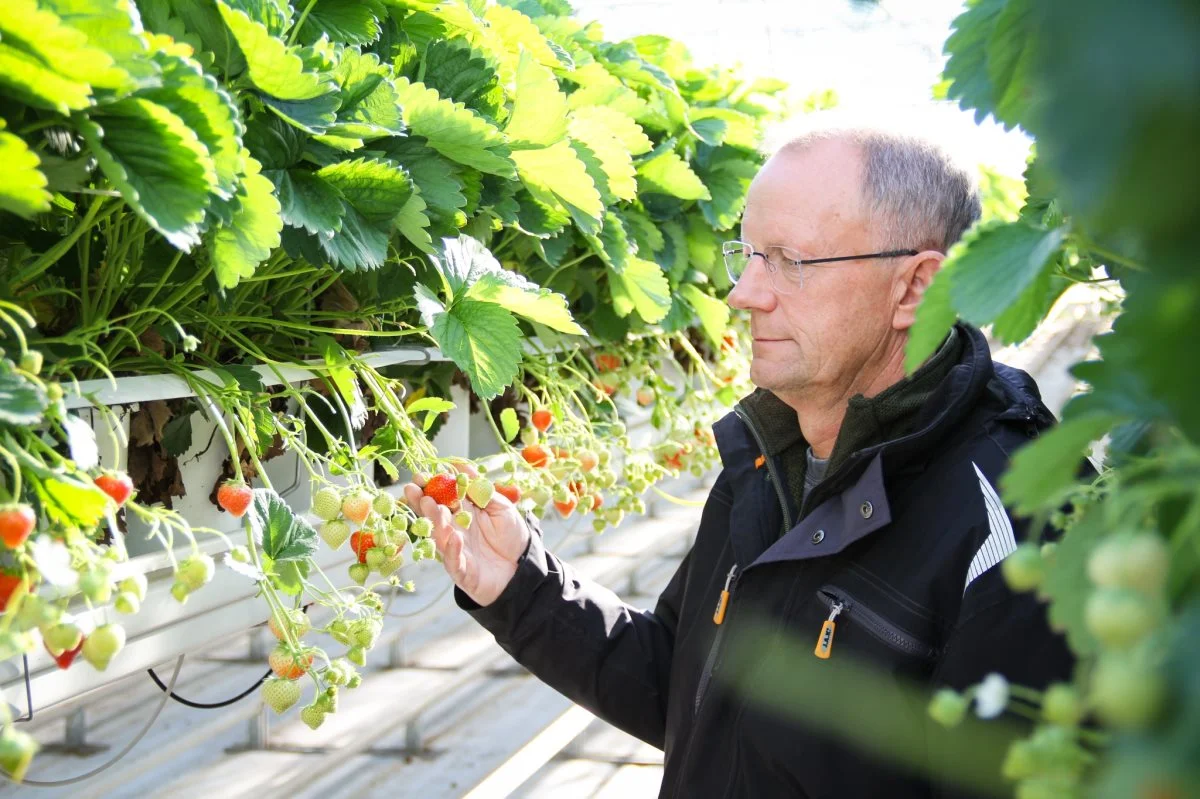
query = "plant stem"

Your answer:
(14, 198), (115, 289)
